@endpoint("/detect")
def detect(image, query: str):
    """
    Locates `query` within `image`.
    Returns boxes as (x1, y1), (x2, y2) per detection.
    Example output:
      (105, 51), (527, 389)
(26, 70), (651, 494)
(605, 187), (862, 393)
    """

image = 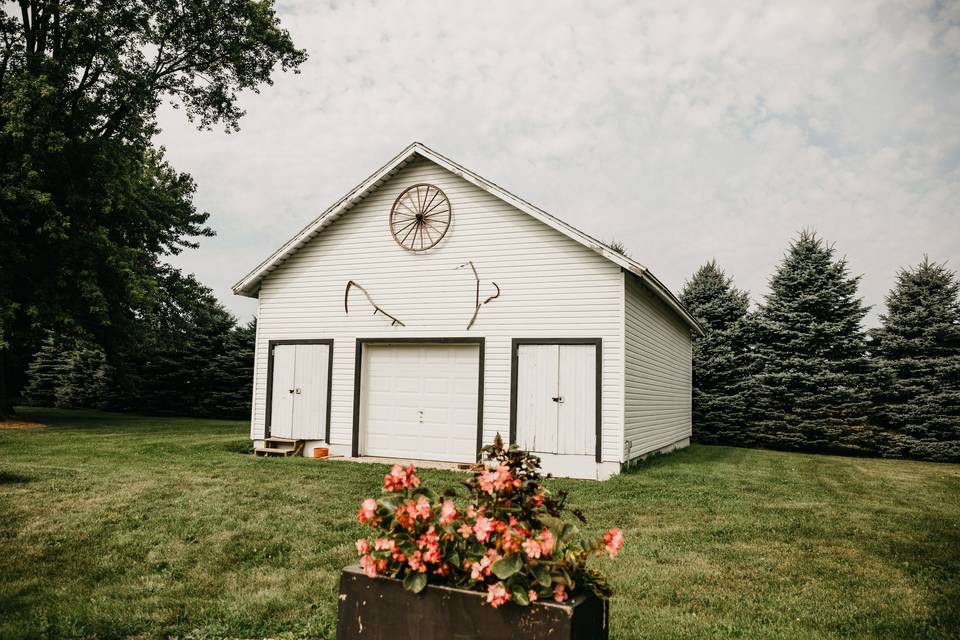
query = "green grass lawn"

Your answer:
(1, 408), (958, 640)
